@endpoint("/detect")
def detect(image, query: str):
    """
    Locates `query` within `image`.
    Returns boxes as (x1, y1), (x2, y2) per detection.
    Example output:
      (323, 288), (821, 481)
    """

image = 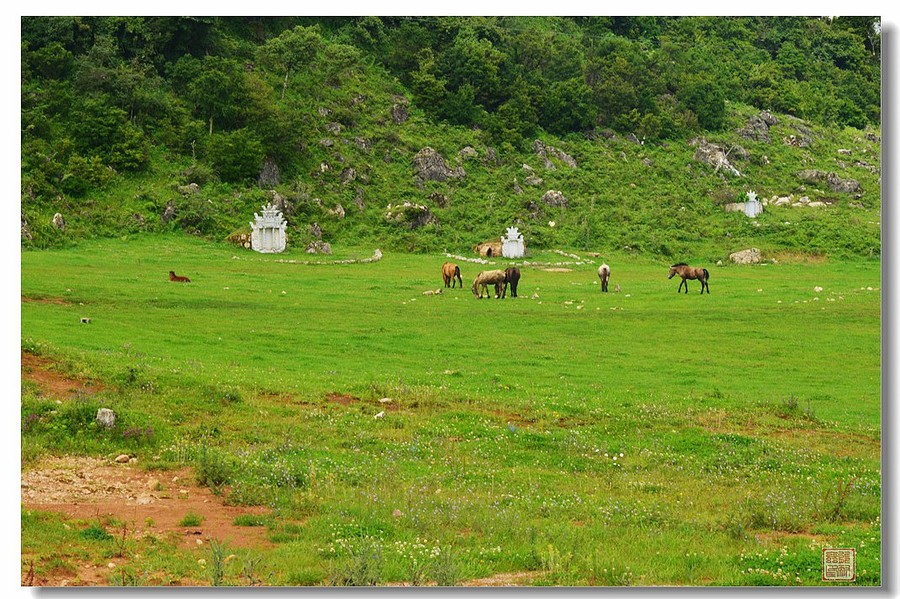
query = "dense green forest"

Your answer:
(20, 16), (881, 258)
